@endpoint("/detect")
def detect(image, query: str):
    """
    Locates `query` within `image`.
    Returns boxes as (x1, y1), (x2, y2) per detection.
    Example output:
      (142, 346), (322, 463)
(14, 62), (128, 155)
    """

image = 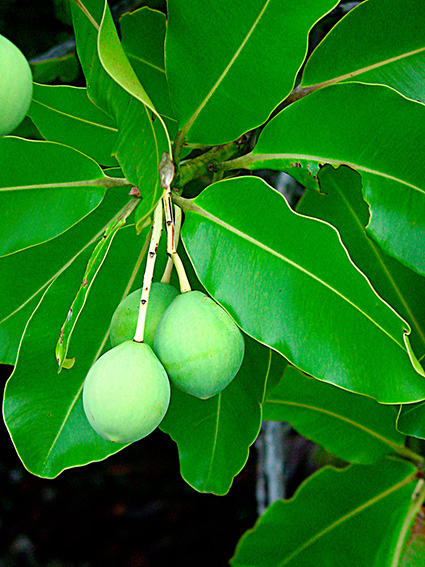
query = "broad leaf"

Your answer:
(70, 0), (170, 227)
(298, 165), (425, 361)
(160, 335), (274, 495)
(302, 0), (425, 104)
(264, 365), (406, 464)
(243, 82), (425, 275)
(3, 223), (153, 478)
(165, 0), (338, 145)
(175, 176), (425, 404)
(0, 136), (125, 257)
(231, 458), (417, 567)
(29, 84), (118, 166)
(120, 7), (178, 138)
(30, 52), (80, 84)
(0, 188), (134, 364)
(397, 402), (425, 440)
